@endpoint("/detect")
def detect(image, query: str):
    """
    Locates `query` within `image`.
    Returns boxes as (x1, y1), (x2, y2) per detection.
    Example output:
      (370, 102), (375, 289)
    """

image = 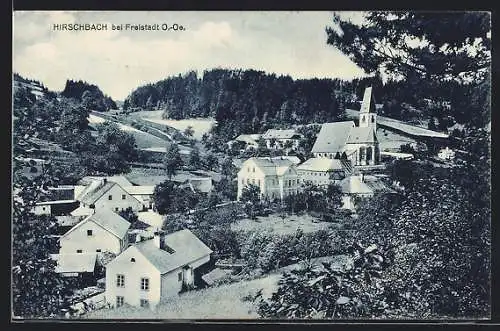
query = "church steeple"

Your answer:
(359, 86), (377, 131)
